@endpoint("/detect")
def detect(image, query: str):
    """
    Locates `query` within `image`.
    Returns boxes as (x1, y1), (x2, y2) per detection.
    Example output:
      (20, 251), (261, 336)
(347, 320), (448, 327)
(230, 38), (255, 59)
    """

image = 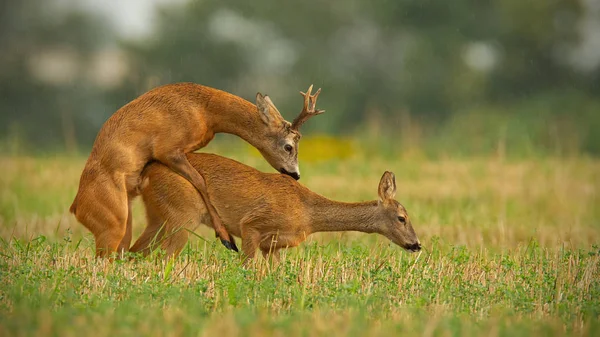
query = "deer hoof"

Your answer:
(221, 239), (239, 252)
